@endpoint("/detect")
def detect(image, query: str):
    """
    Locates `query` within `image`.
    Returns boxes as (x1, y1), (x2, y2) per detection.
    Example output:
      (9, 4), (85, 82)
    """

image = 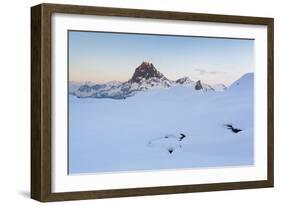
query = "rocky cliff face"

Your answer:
(195, 80), (203, 90)
(71, 61), (225, 99)
(129, 62), (168, 84)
